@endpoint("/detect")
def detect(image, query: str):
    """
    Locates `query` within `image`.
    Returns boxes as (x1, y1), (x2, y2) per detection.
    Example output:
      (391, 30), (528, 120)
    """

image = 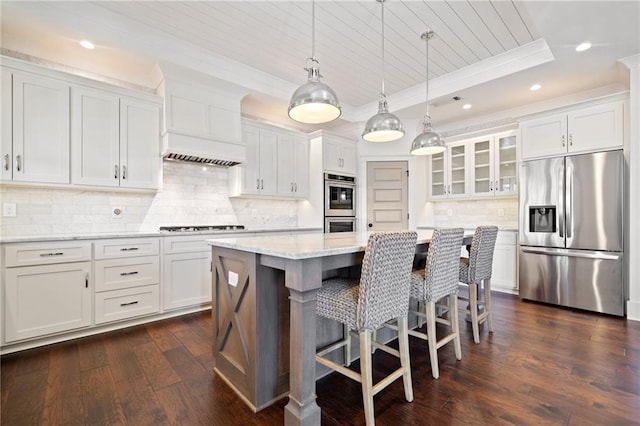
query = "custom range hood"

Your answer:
(157, 62), (249, 167)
